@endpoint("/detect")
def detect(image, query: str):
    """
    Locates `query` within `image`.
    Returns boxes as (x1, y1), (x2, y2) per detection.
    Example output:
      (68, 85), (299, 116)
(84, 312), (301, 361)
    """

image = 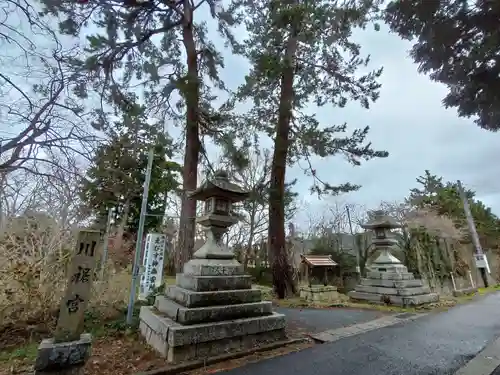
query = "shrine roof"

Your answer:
(300, 254), (337, 267)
